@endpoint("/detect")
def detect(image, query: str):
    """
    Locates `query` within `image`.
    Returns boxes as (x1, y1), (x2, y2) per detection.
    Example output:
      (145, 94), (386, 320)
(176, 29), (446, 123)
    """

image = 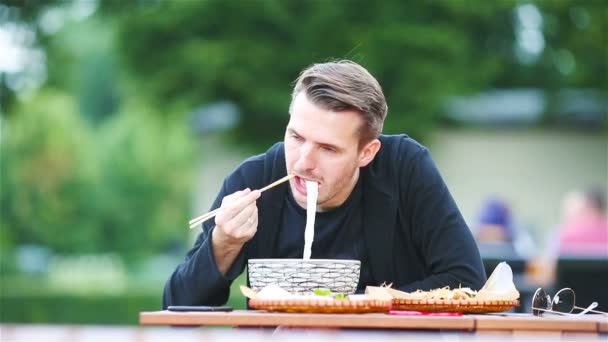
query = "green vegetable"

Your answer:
(313, 288), (332, 296)
(313, 288), (348, 300)
(334, 292), (347, 300)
